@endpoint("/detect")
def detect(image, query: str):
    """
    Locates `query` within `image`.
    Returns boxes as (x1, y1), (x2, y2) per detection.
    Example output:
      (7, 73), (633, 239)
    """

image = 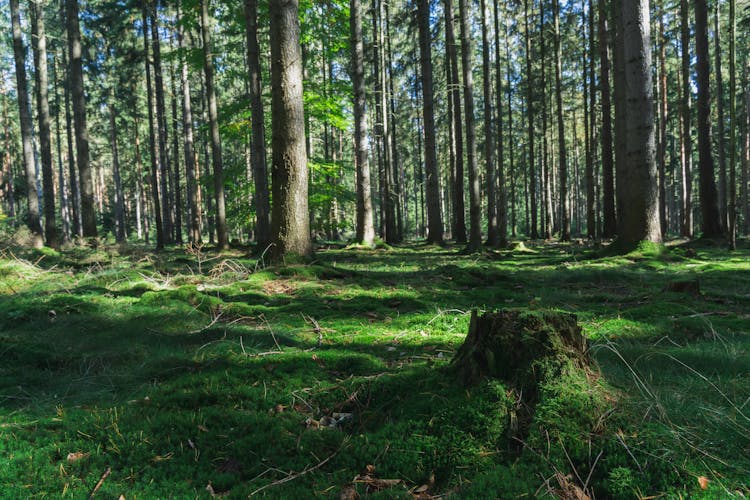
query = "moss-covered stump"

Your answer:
(451, 309), (589, 388)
